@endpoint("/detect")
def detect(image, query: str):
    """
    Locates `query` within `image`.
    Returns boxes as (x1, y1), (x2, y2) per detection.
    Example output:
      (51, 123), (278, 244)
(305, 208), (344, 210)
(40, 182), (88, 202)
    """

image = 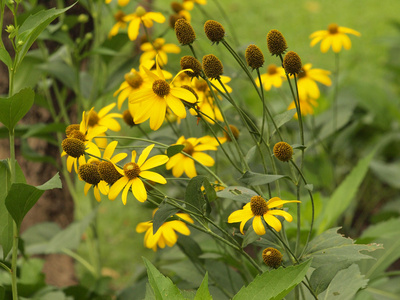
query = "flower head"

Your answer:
(124, 6), (165, 41)
(108, 10), (127, 38)
(182, 0), (207, 11)
(288, 97), (318, 118)
(140, 38), (180, 66)
(273, 142), (293, 162)
(256, 64), (286, 91)
(202, 54), (223, 79)
(108, 144), (168, 204)
(245, 44), (264, 70)
(228, 196), (300, 235)
(262, 248), (283, 268)
(294, 63), (331, 100)
(136, 209), (194, 251)
(204, 20), (225, 44)
(174, 18), (196, 45)
(283, 51), (302, 75)
(266, 29), (288, 56)
(310, 23), (361, 53)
